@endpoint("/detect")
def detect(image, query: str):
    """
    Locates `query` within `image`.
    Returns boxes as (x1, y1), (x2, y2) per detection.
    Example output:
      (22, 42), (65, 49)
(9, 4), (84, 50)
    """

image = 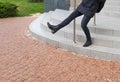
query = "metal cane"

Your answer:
(94, 14), (96, 26)
(73, 0), (76, 43)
